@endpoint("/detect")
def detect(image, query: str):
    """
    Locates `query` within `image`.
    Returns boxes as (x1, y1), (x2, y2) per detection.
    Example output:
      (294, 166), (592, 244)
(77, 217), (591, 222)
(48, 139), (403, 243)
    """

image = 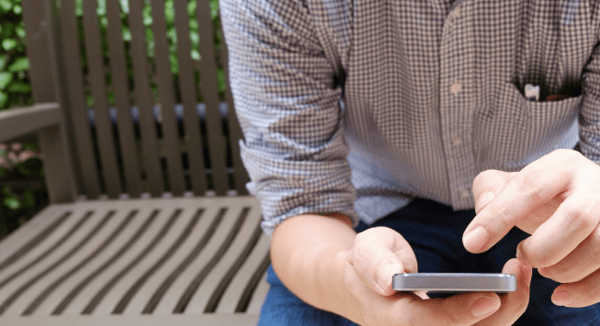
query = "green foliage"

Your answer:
(0, 0), (37, 225)
(0, 72), (12, 89)
(73, 0), (225, 108)
(0, 142), (47, 234)
(8, 57), (28, 71)
(0, 0), (31, 112)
